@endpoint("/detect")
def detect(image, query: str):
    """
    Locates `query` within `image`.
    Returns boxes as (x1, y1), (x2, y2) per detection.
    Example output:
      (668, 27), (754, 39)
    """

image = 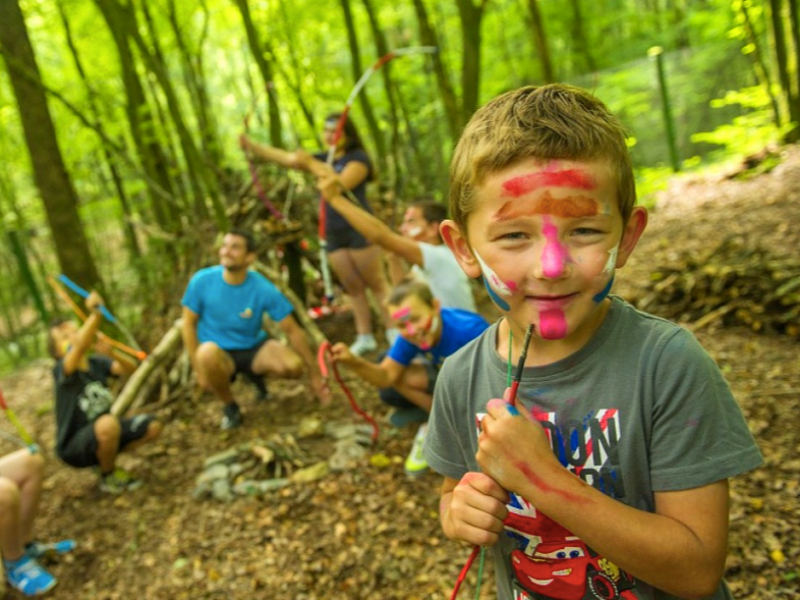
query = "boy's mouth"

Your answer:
(525, 293), (576, 310)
